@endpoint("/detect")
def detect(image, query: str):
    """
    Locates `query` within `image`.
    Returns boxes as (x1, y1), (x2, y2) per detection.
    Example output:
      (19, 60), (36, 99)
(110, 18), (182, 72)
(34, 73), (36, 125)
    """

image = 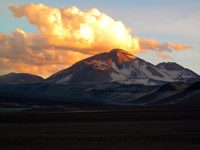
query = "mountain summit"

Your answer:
(46, 49), (200, 85)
